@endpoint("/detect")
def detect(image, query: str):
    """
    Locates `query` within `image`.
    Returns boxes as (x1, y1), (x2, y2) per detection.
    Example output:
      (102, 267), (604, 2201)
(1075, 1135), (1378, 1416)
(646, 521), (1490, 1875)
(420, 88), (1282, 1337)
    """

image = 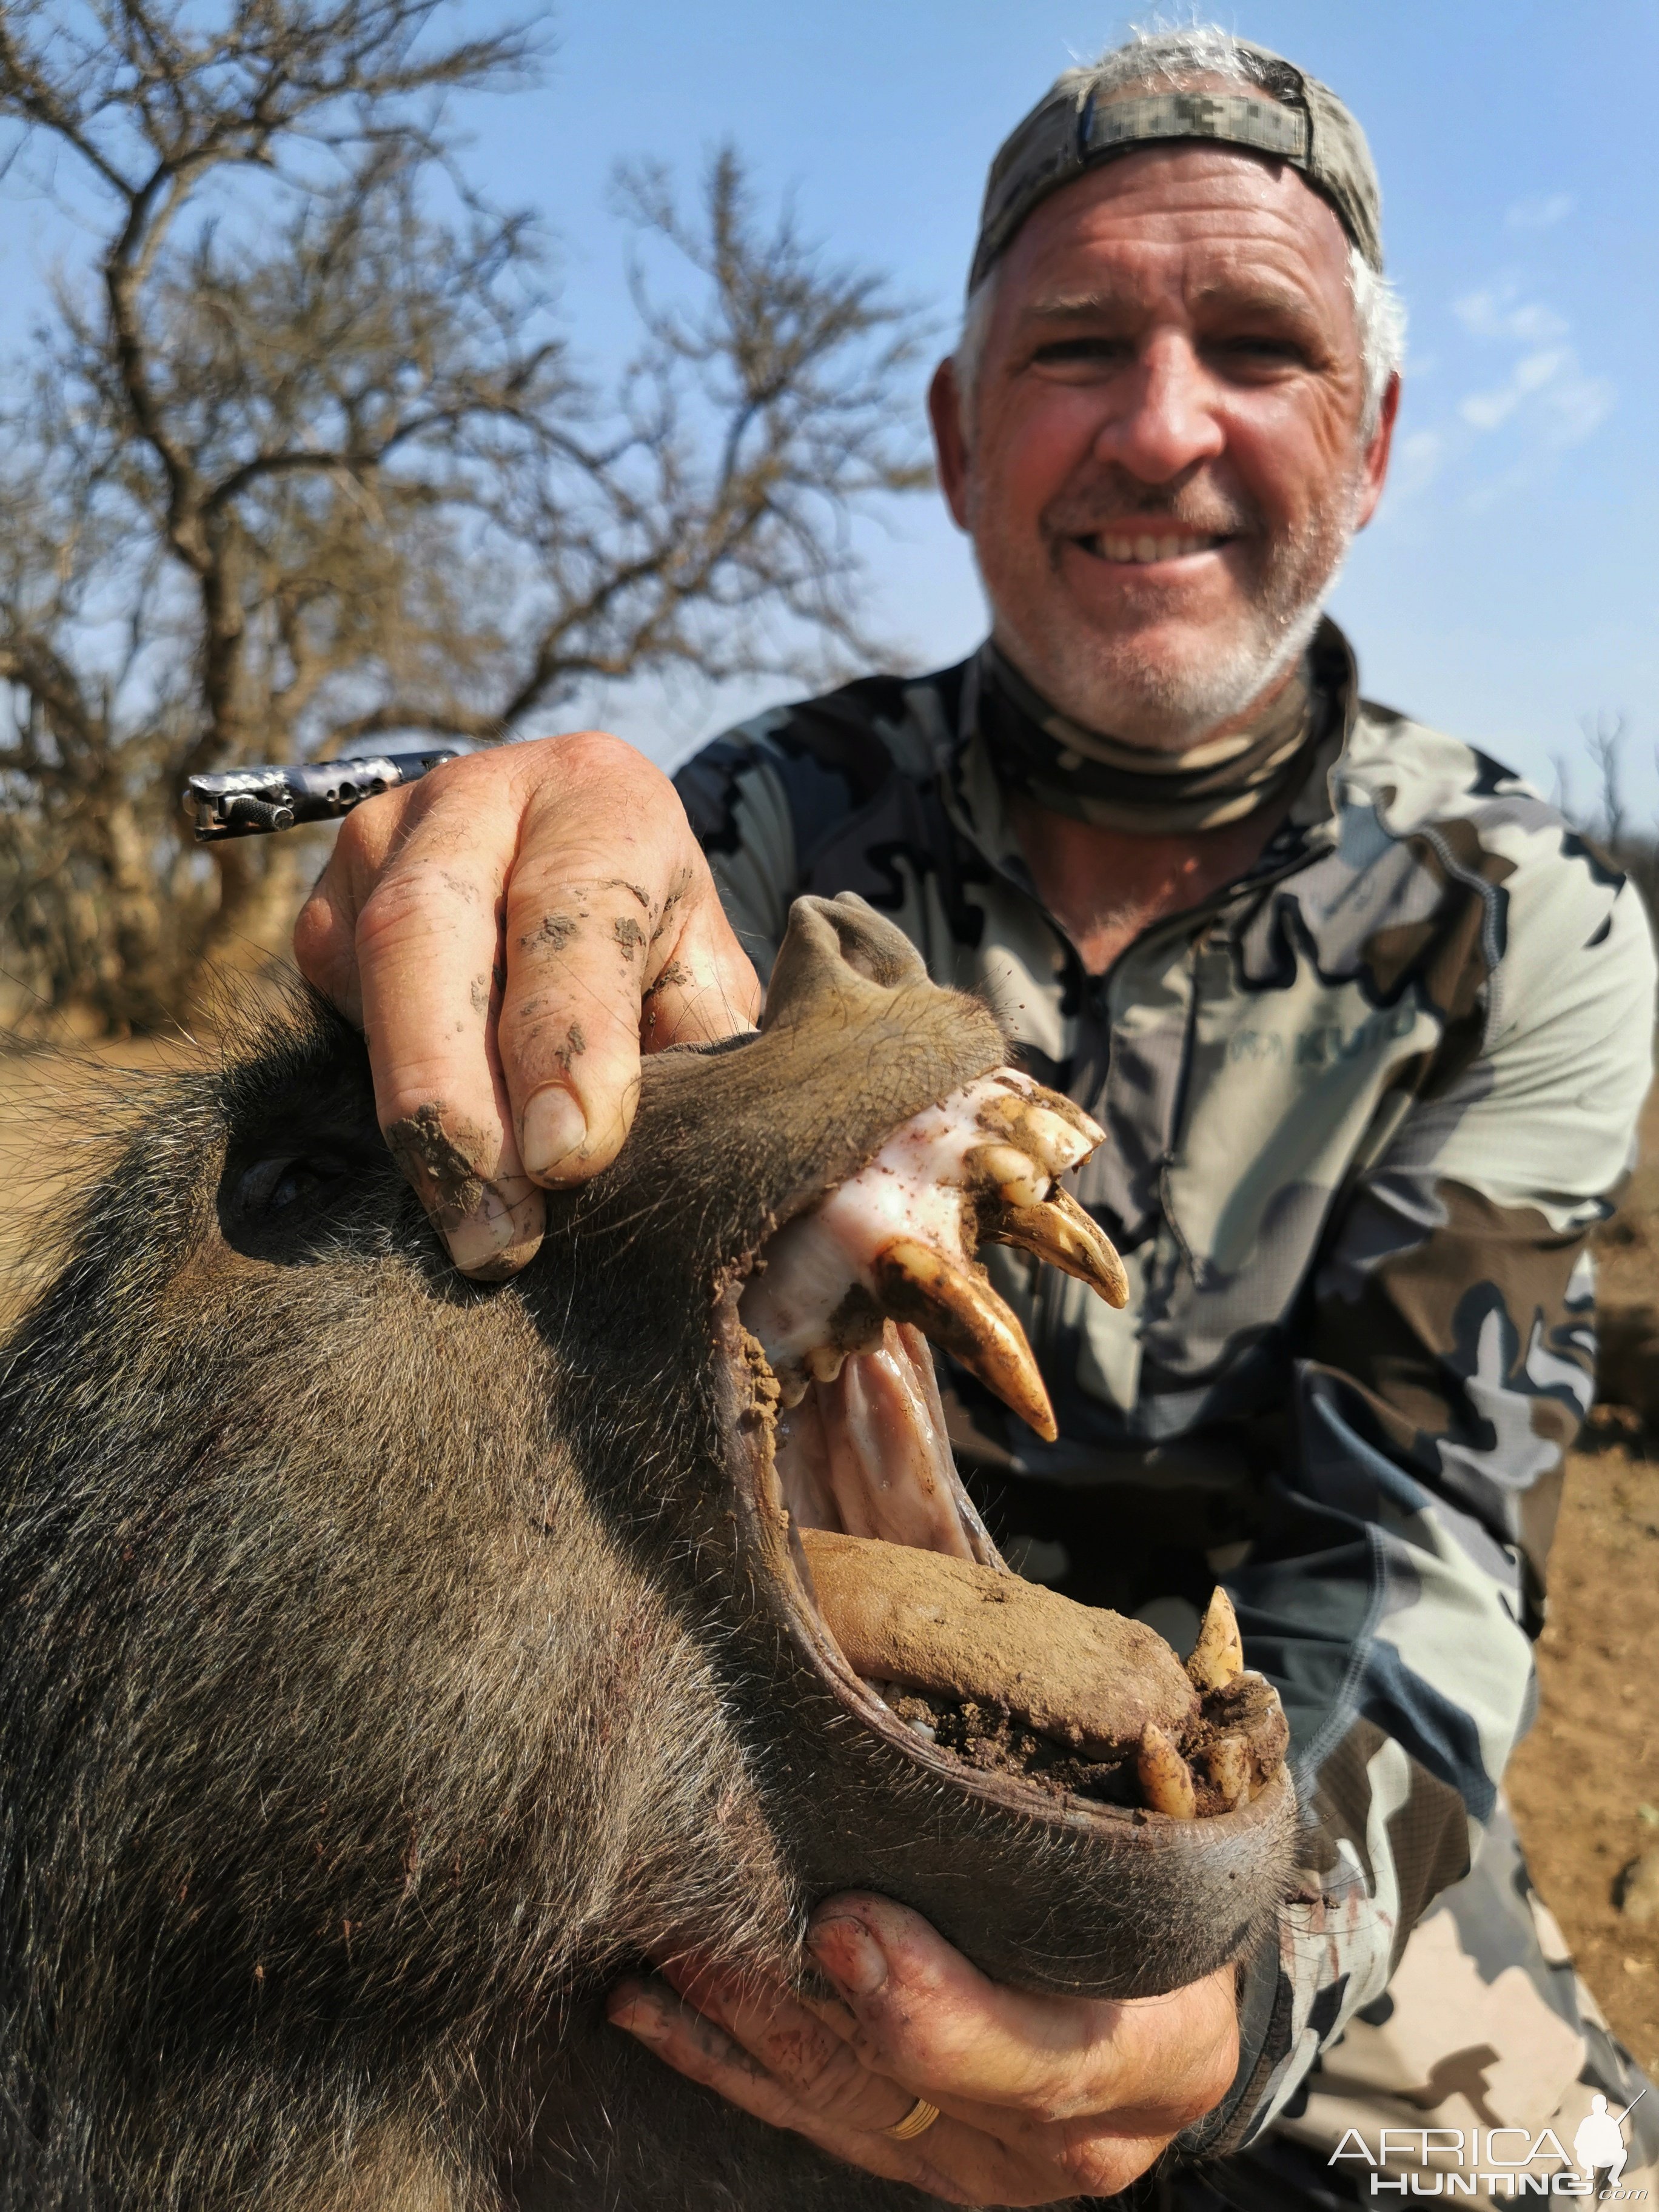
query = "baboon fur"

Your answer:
(0, 896), (1292, 2209)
